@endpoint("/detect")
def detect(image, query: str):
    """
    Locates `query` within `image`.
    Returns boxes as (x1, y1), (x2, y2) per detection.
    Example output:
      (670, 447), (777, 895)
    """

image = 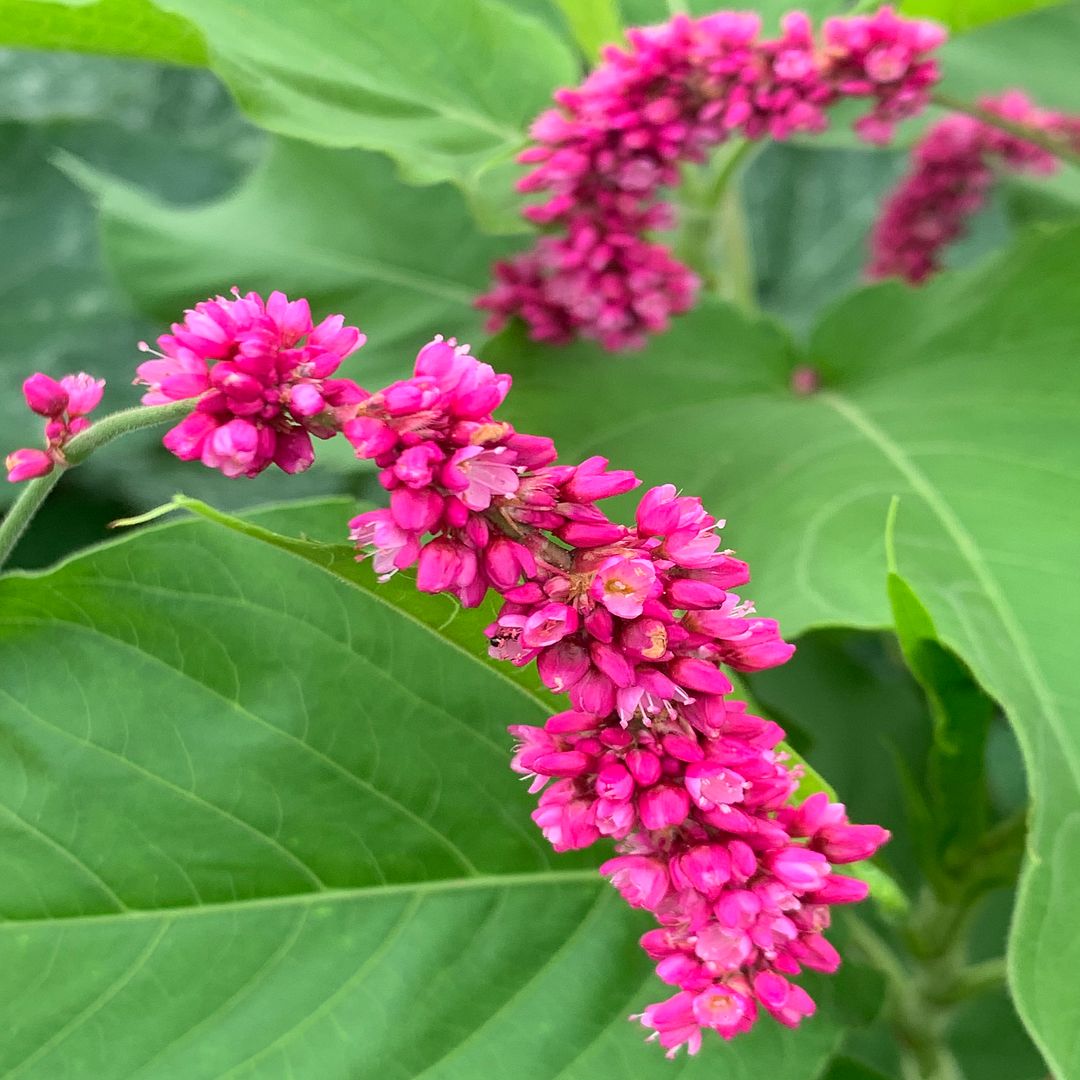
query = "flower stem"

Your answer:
(678, 140), (762, 314)
(0, 398), (195, 571)
(931, 91), (1080, 169)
